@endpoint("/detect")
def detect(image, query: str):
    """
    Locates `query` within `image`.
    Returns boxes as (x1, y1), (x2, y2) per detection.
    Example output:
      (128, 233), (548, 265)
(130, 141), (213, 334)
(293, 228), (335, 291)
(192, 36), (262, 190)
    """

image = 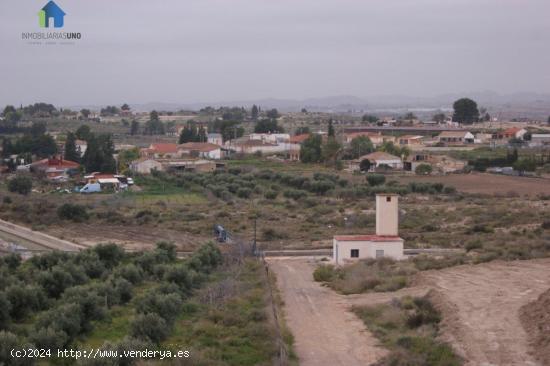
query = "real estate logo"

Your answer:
(22, 0), (82, 44)
(38, 1), (66, 28)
